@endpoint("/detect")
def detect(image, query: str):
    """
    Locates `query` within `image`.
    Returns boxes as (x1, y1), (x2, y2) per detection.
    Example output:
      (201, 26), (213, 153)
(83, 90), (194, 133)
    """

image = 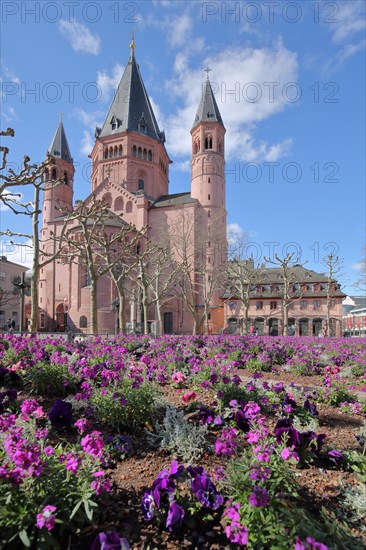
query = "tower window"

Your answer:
(208, 210), (211, 218)
(138, 147), (142, 159)
(51, 168), (57, 181)
(138, 179), (144, 191)
(118, 145), (123, 156)
(63, 172), (68, 185)
(143, 148), (147, 160)
(208, 177), (211, 183)
(104, 148), (108, 159)
(148, 150), (153, 161)
(205, 136), (213, 149)
(208, 194), (211, 200)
